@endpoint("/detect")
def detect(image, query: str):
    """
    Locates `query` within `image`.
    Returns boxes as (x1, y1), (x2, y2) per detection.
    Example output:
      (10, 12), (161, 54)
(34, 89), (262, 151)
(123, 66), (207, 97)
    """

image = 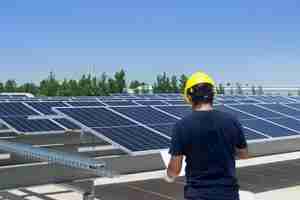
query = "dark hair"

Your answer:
(187, 83), (214, 104)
